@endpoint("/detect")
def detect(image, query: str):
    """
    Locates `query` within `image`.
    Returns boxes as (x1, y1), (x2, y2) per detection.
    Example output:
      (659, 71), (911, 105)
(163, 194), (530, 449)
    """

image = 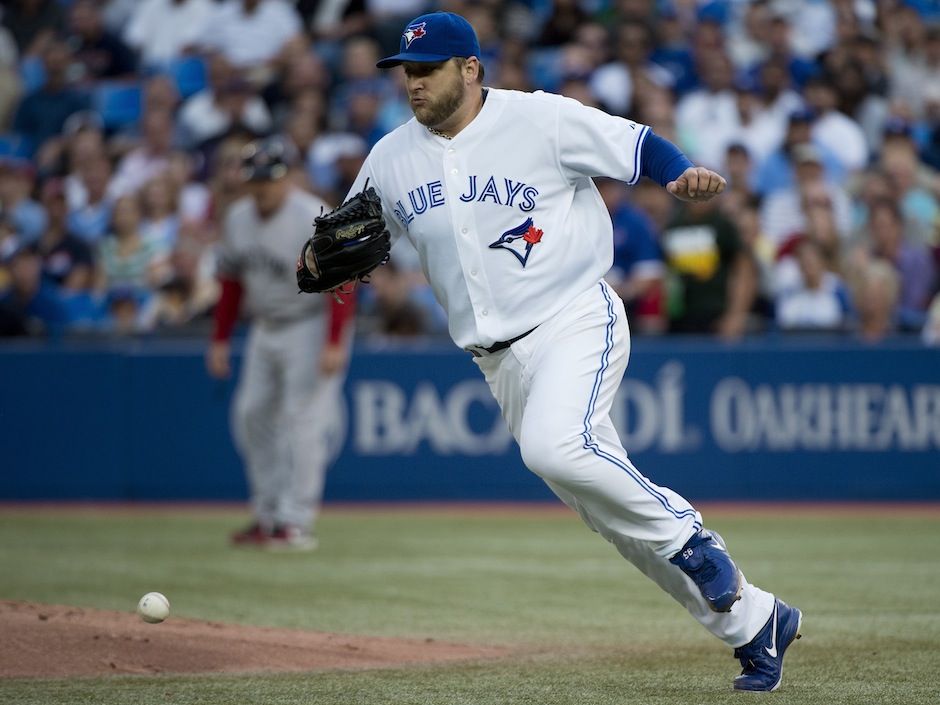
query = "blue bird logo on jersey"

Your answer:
(488, 218), (544, 268)
(403, 22), (427, 48)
